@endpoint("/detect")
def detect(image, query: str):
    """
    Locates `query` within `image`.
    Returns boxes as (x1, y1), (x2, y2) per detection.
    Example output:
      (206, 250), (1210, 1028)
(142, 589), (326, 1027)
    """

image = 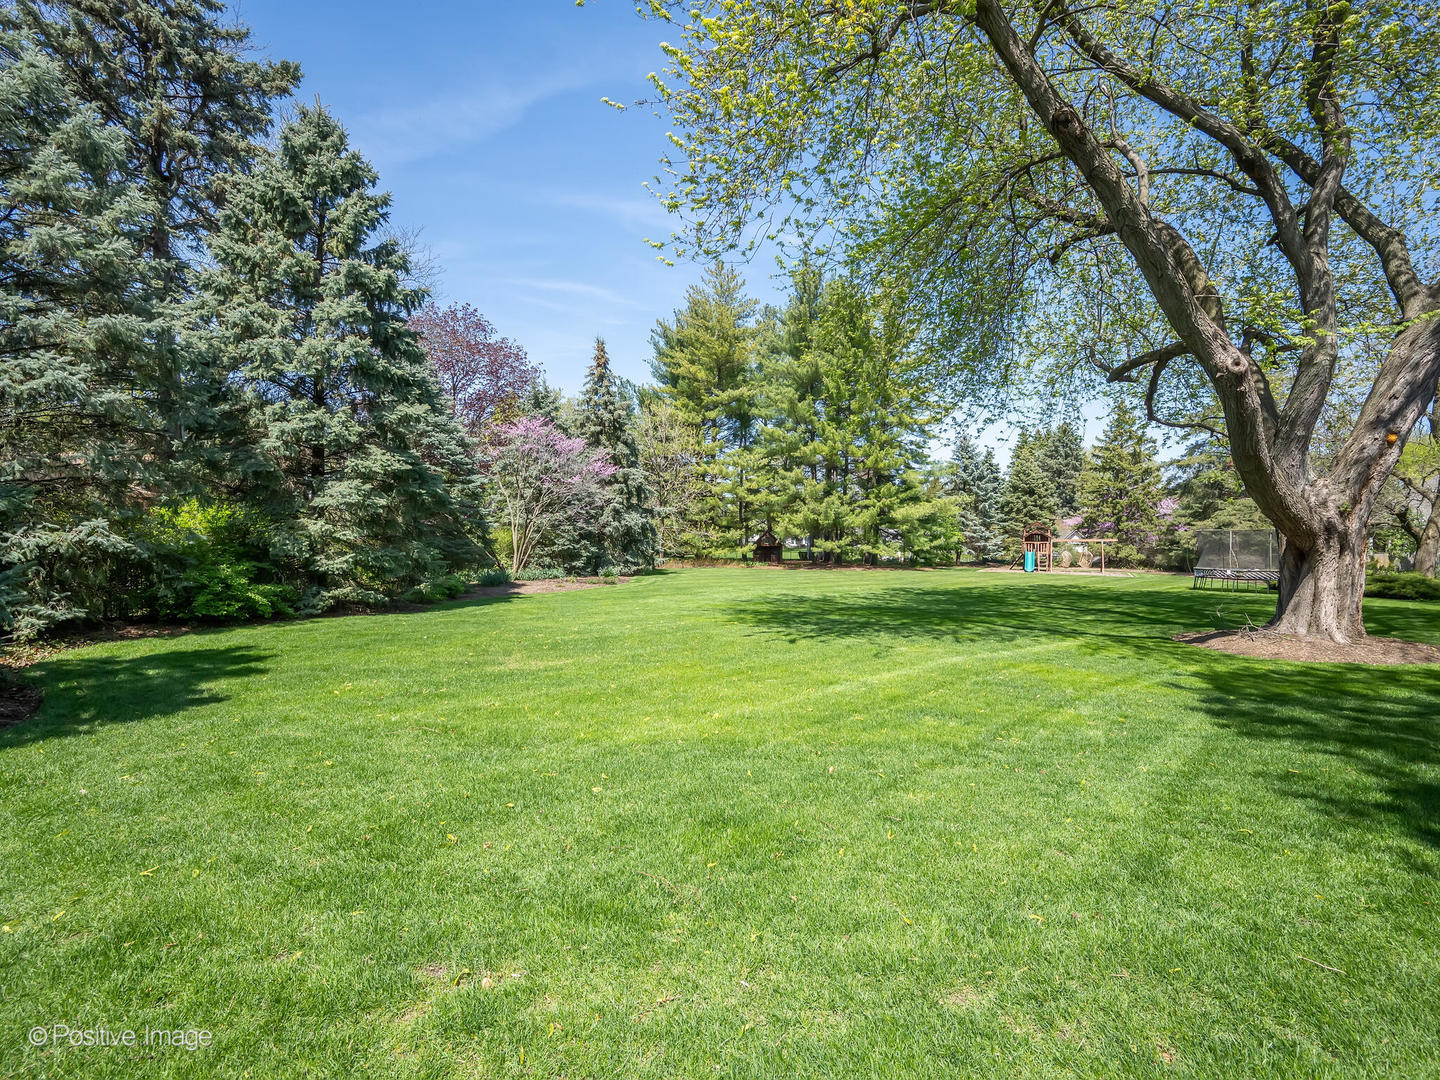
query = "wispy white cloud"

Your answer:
(548, 190), (676, 231)
(352, 77), (579, 167)
(507, 276), (641, 309)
